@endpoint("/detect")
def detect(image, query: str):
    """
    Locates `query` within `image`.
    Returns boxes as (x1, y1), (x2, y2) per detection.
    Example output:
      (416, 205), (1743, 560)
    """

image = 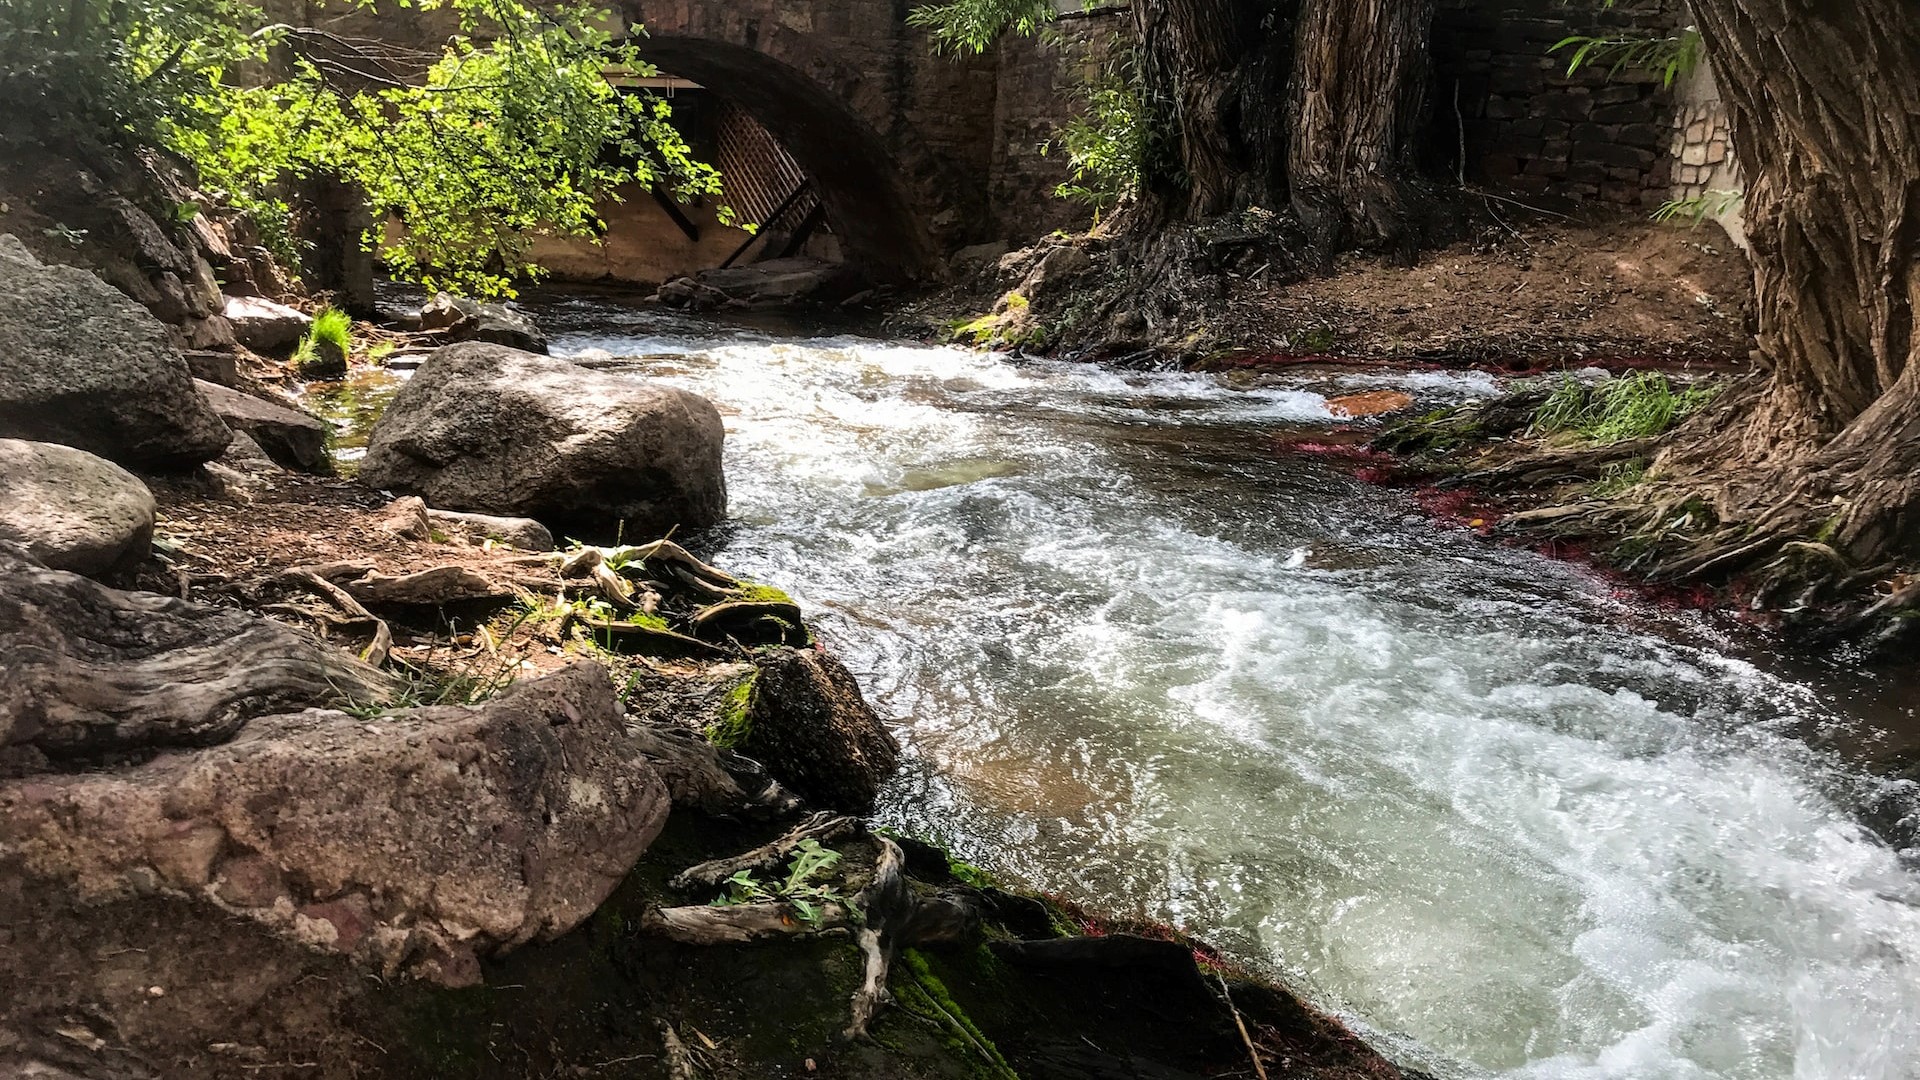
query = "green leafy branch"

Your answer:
(709, 839), (849, 928)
